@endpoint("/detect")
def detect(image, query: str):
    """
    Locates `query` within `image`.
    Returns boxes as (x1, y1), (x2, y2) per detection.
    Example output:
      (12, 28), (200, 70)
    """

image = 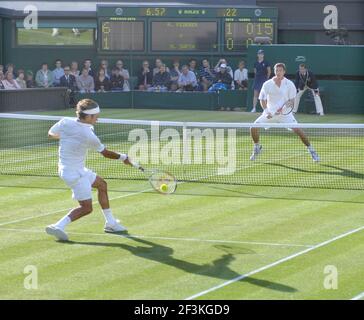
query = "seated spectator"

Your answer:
(99, 59), (111, 78)
(153, 58), (169, 76)
(70, 61), (80, 77)
(212, 64), (233, 89)
(149, 64), (171, 92)
(2, 71), (21, 89)
(60, 65), (77, 91)
(16, 69), (27, 89)
(52, 59), (65, 86)
(137, 60), (153, 91)
(110, 67), (124, 92)
(35, 63), (54, 88)
(198, 58), (215, 91)
(60, 66), (77, 106)
(76, 67), (95, 93)
(0, 71), (4, 89)
(214, 58), (234, 88)
(234, 60), (248, 90)
(0, 65), (4, 74)
(115, 60), (130, 91)
(83, 59), (95, 77)
(188, 59), (199, 78)
(26, 71), (36, 88)
(169, 59), (181, 91)
(95, 68), (111, 92)
(178, 65), (198, 91)
(5, 63), (16, 78)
